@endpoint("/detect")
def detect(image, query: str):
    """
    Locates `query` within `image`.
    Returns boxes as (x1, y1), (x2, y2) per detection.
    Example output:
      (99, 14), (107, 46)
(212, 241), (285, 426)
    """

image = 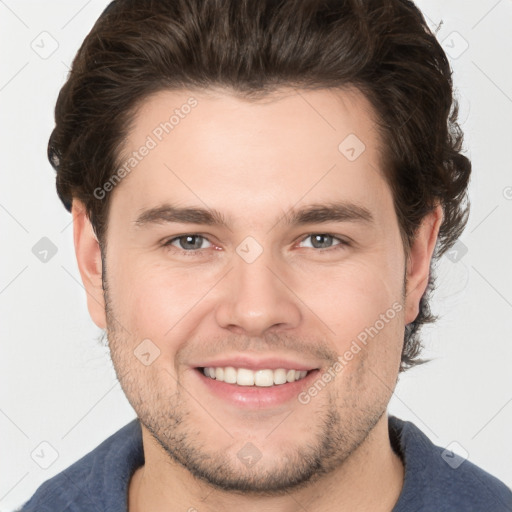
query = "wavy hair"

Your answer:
(48, 0), (471, 371)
